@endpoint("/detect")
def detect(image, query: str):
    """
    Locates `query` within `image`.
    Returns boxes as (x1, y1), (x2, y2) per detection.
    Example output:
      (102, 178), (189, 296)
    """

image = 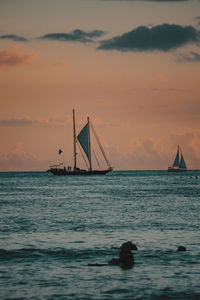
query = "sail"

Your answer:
(179, 153), (186, 169)
(77, 123), (90, 161)
(172, 149), (180, 167)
